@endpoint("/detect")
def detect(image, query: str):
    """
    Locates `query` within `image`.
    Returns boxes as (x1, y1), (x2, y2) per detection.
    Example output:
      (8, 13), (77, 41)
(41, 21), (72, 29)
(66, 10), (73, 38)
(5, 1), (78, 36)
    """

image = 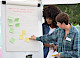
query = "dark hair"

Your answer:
(56, 12), (69, 25)
(43, 6), (62, 27)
